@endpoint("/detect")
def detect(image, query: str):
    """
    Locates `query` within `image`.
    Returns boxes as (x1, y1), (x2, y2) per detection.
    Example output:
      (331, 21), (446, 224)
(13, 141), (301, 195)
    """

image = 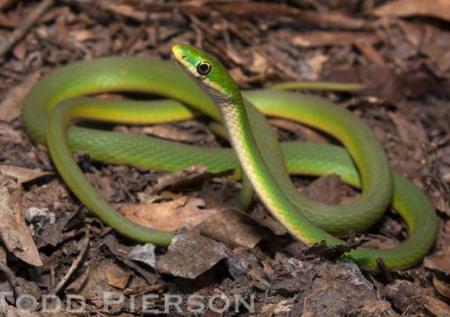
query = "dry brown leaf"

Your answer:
(0, 72), (41, 122)
(157, 231), (227, 279)
(388, 112), (428, 146)
(149, 165), (209, 195)
(0, 174), (42, 266)
(106, 265), (131, 290)
(142, 125), (195, 142)
(198, 208), (262, 248)
(374, 0), (450, 22)
(76, 259), (128, 309)
(424, 295), (450, 316)
(121, 196), (218, 232)
(424, 248), (450, 275)
(432, 275), (450, 300)
(302, 174), (344, 205)
(0, 165), (51, 184)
